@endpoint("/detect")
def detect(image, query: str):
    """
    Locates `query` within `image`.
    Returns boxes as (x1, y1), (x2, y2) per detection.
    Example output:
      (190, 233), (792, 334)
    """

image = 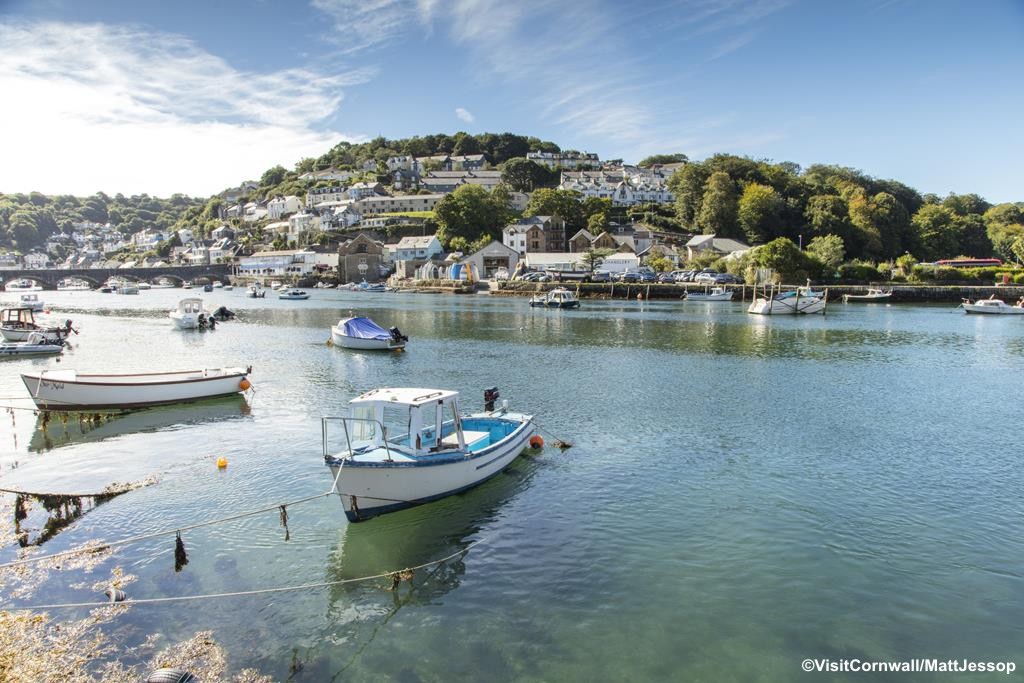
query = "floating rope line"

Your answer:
(4, 538), (483, 611)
